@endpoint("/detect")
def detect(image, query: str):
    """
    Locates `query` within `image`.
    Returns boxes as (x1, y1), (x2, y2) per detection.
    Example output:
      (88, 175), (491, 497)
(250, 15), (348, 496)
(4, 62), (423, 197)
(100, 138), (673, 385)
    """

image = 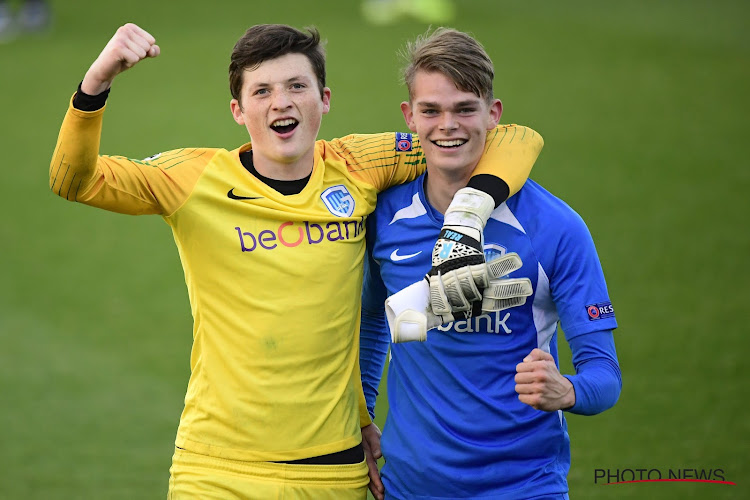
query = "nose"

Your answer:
(271, 89), (293, 110)
(439, 112), (458, 131)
